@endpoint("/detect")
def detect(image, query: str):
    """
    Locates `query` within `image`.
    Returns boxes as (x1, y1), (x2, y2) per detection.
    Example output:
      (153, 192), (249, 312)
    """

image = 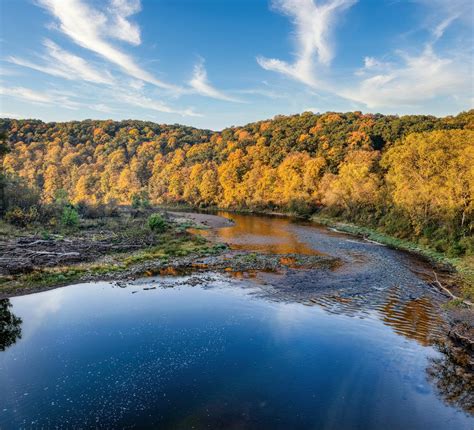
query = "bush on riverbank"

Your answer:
(148, 213), (166, 232)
